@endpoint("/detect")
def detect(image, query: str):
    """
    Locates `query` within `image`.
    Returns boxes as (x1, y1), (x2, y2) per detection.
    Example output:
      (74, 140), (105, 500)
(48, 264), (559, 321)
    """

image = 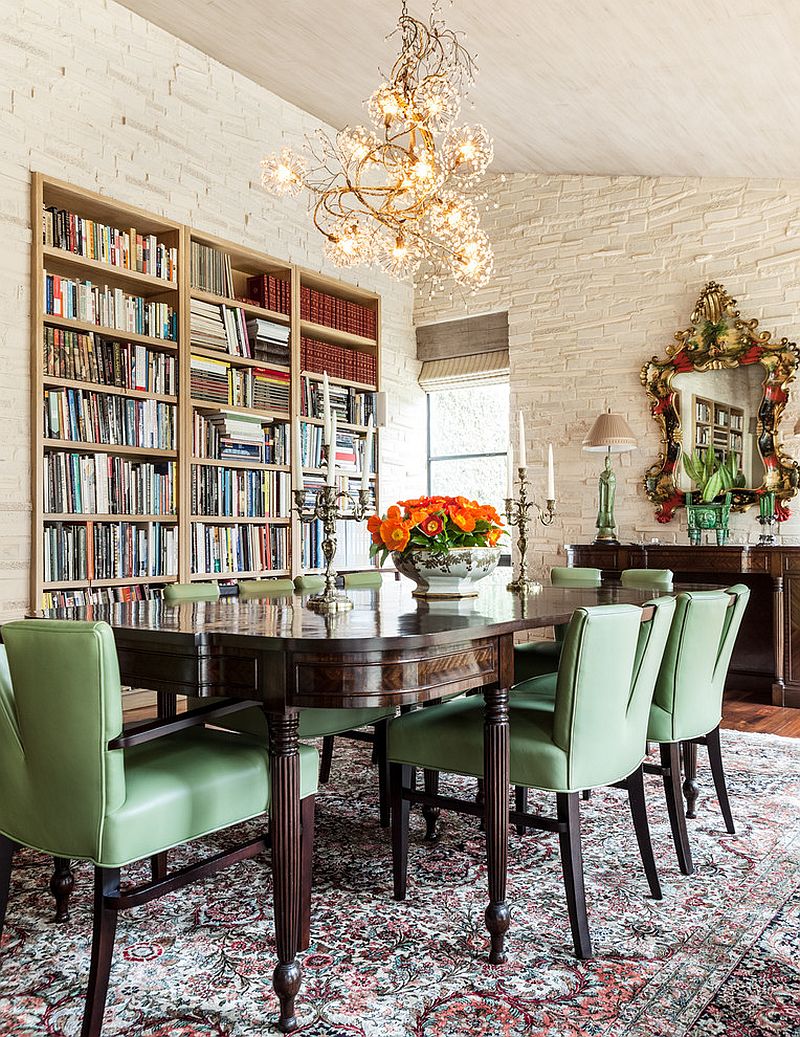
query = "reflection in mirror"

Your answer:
(673, 365), (765, 490)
